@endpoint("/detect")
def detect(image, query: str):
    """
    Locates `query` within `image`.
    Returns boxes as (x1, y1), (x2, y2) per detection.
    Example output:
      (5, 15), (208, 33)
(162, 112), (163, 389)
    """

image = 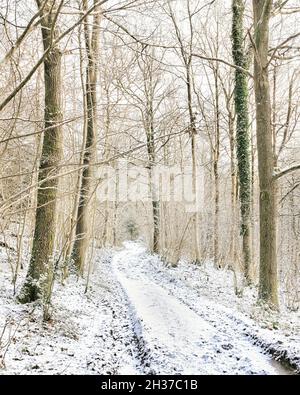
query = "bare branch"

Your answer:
(0, 0), (109, 113)
(191, 53), (253, 78)
(274, 164), (300, 180)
